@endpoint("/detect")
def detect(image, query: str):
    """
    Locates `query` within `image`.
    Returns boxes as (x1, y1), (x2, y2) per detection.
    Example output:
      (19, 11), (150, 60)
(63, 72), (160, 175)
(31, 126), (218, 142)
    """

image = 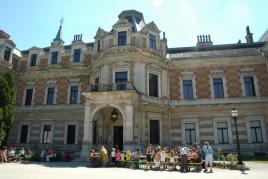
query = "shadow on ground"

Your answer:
(19, 161), (90, 168)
